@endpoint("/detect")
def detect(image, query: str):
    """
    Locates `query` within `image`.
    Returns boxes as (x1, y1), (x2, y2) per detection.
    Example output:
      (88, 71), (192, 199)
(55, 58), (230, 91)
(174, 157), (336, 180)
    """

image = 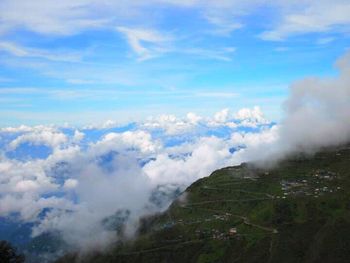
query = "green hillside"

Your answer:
(57, 145), (350, 263)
